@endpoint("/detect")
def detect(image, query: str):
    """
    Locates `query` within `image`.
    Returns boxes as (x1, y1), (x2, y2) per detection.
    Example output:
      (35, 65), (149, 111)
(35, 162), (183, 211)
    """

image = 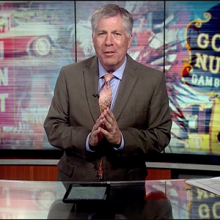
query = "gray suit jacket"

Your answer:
(43, 54), (172, 181)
